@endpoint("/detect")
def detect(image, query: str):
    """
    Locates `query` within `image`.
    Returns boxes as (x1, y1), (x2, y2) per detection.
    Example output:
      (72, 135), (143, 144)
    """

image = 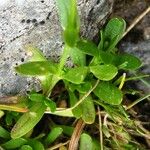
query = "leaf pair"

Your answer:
(16, 62), (88, 85)
(98, 18), (126, 52)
